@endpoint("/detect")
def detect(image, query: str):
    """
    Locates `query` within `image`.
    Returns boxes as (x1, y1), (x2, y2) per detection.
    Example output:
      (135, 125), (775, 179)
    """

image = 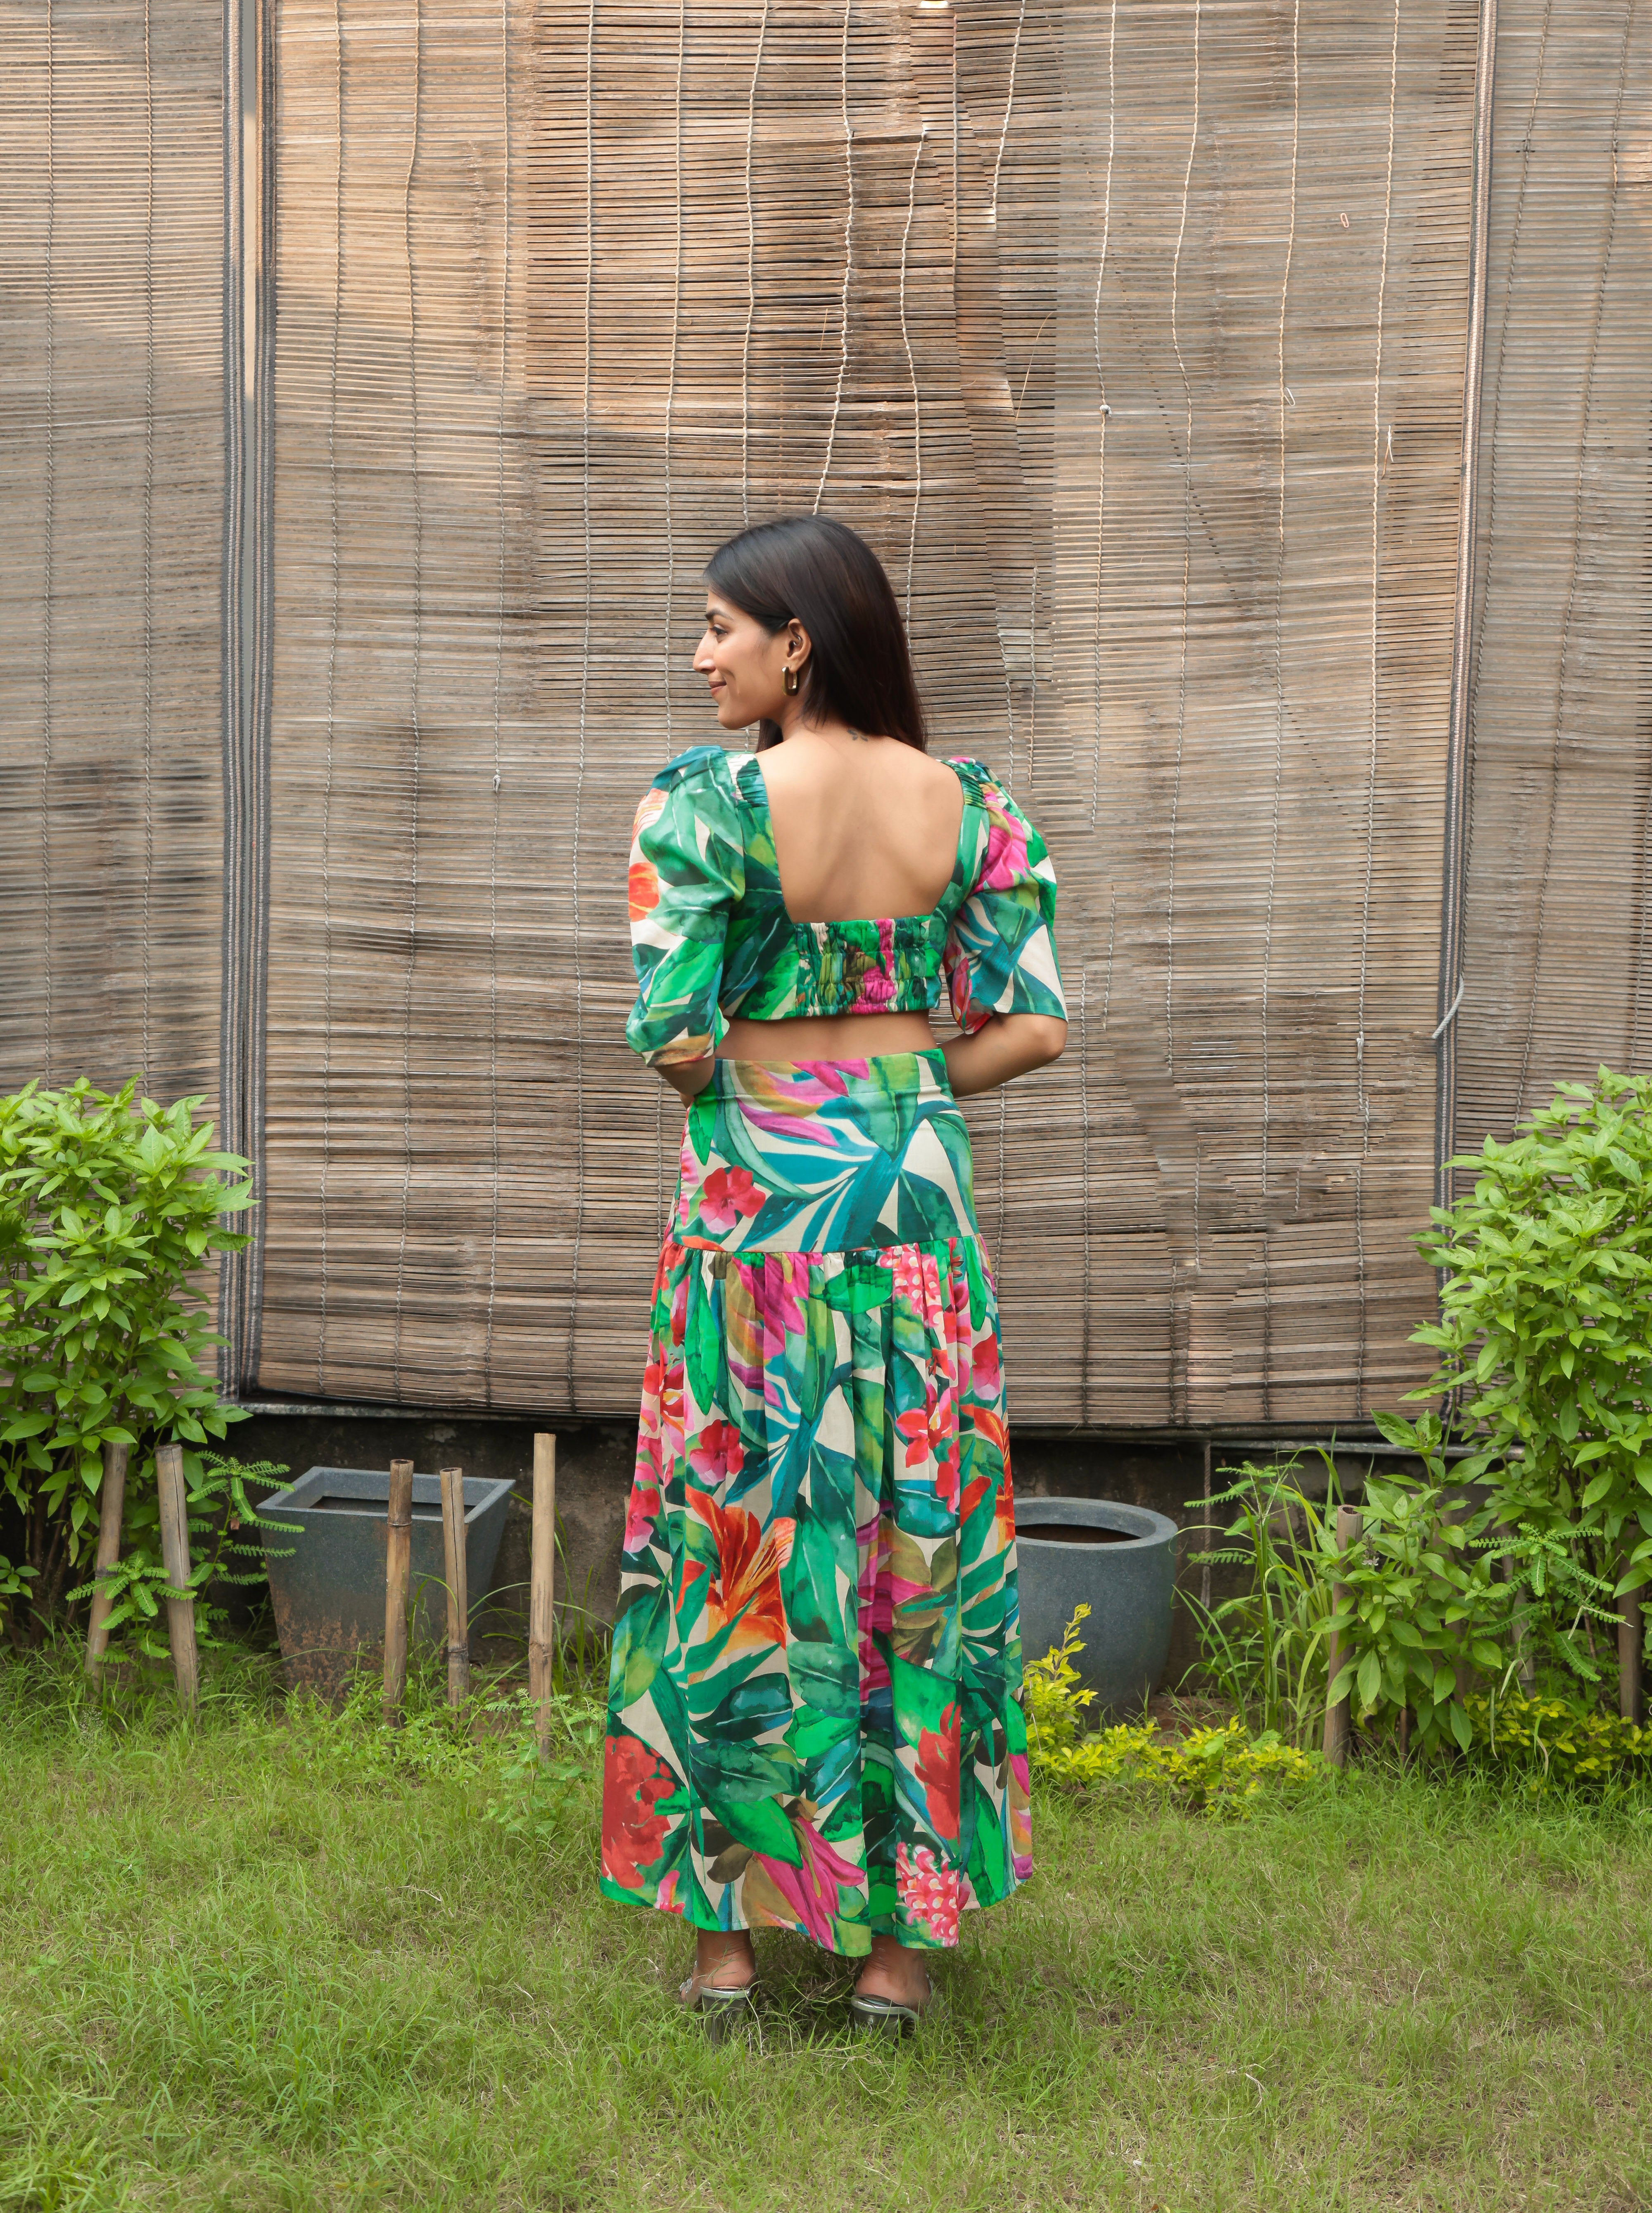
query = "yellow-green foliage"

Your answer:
(1466, 1691), (1652, 1791)
(1024, 1606), (1324, 1815)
